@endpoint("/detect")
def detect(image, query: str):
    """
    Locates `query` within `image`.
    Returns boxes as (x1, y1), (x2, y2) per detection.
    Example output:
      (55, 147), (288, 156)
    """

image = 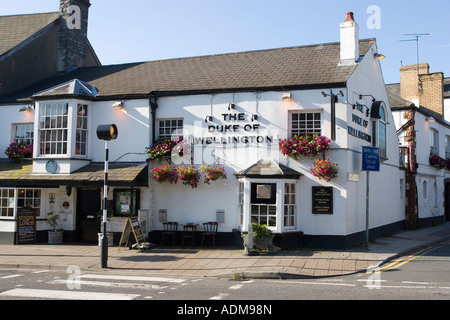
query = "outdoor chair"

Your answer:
(161, 222), (178, 246)
(201, 222), (218, 247)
